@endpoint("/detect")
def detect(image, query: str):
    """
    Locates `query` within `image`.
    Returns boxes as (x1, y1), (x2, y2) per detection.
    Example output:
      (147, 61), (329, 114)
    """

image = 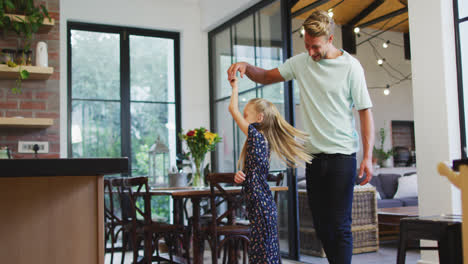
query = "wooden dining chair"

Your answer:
(267, 172), (284, 205)
(112, 177), (191, 264)
(205, 173), (250, 264)
(104, 178), (127, 264)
